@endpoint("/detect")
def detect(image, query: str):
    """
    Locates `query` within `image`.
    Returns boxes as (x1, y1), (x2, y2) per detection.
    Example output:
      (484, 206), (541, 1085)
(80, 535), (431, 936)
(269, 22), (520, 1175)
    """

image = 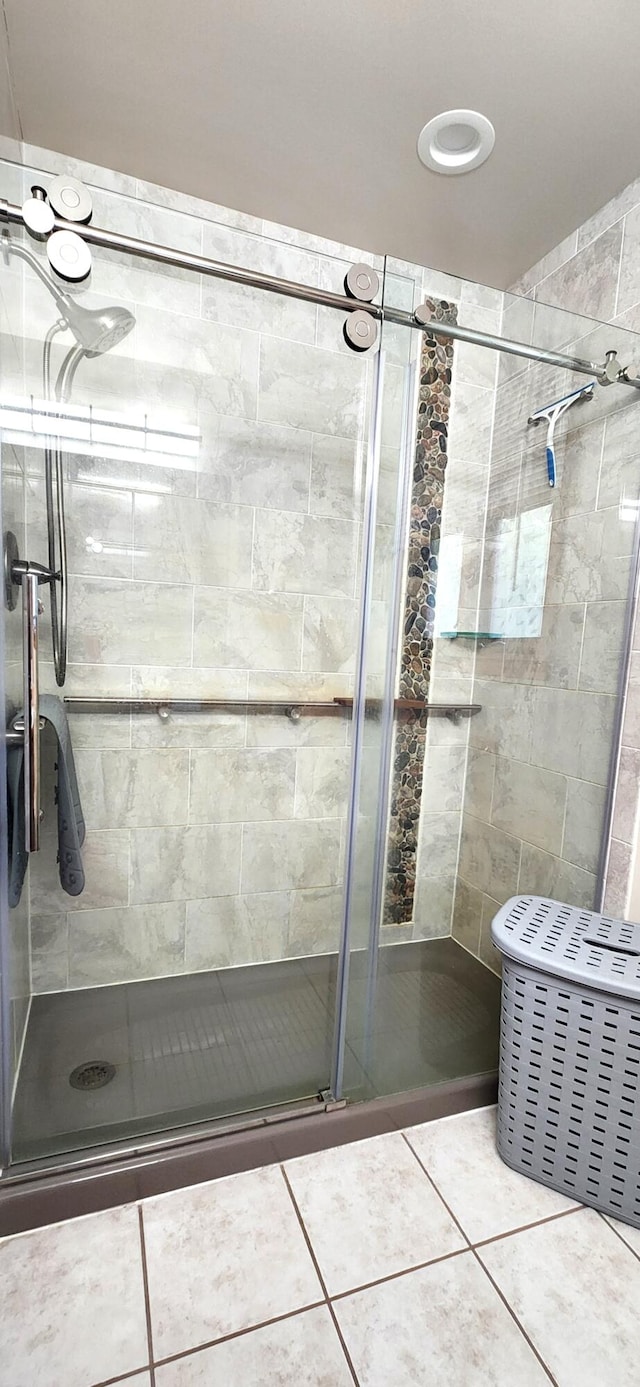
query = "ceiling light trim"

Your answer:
(417, 109), (495, 176)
